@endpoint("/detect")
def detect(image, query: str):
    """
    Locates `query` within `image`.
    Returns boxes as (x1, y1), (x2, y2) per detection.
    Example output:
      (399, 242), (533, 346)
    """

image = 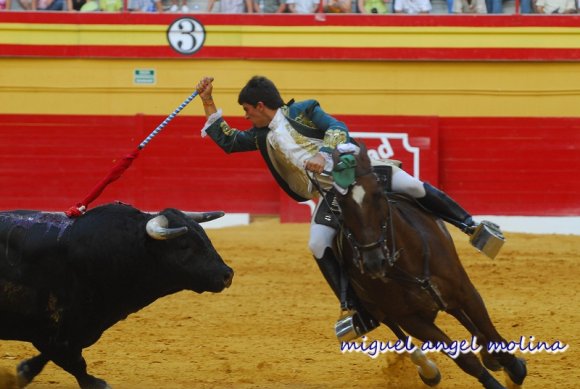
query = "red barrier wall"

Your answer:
(439, 117), (580, 216)
(1, 114), (578, 218)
